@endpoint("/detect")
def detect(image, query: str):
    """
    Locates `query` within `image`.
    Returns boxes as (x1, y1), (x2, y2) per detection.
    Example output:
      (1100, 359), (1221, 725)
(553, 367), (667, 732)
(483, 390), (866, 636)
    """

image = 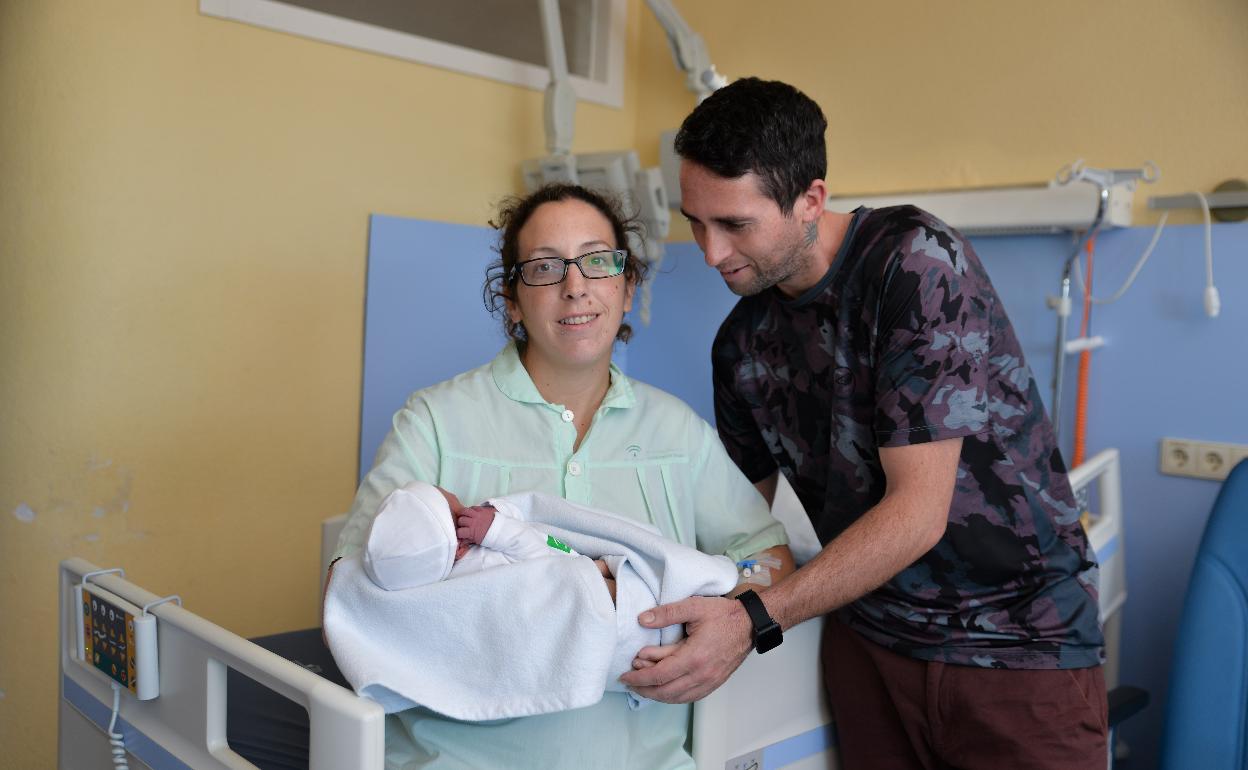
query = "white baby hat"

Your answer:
(363, 482), (457, 590)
